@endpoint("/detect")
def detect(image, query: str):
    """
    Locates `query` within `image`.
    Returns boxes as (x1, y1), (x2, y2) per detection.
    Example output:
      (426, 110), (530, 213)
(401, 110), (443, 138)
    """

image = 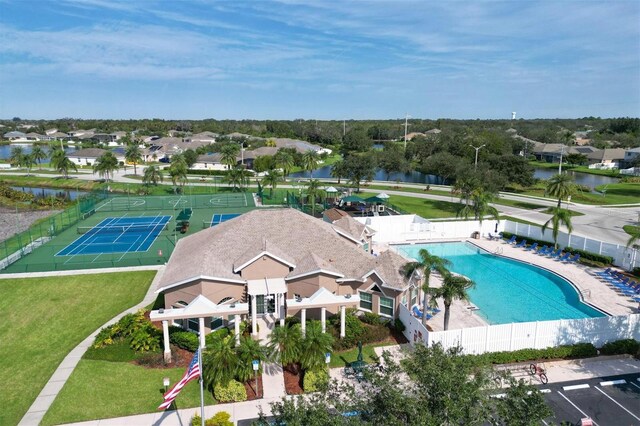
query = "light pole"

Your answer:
(469, 144), (486, 171)
(558, 145), (565, 174)
(403, 114), (411, 150)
